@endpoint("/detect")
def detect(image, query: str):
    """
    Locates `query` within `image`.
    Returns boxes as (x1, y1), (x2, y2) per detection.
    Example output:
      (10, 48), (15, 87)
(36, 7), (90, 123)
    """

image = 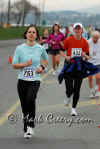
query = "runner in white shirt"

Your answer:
(88, 31), (100, 98)
(60, 26), (66, 36)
